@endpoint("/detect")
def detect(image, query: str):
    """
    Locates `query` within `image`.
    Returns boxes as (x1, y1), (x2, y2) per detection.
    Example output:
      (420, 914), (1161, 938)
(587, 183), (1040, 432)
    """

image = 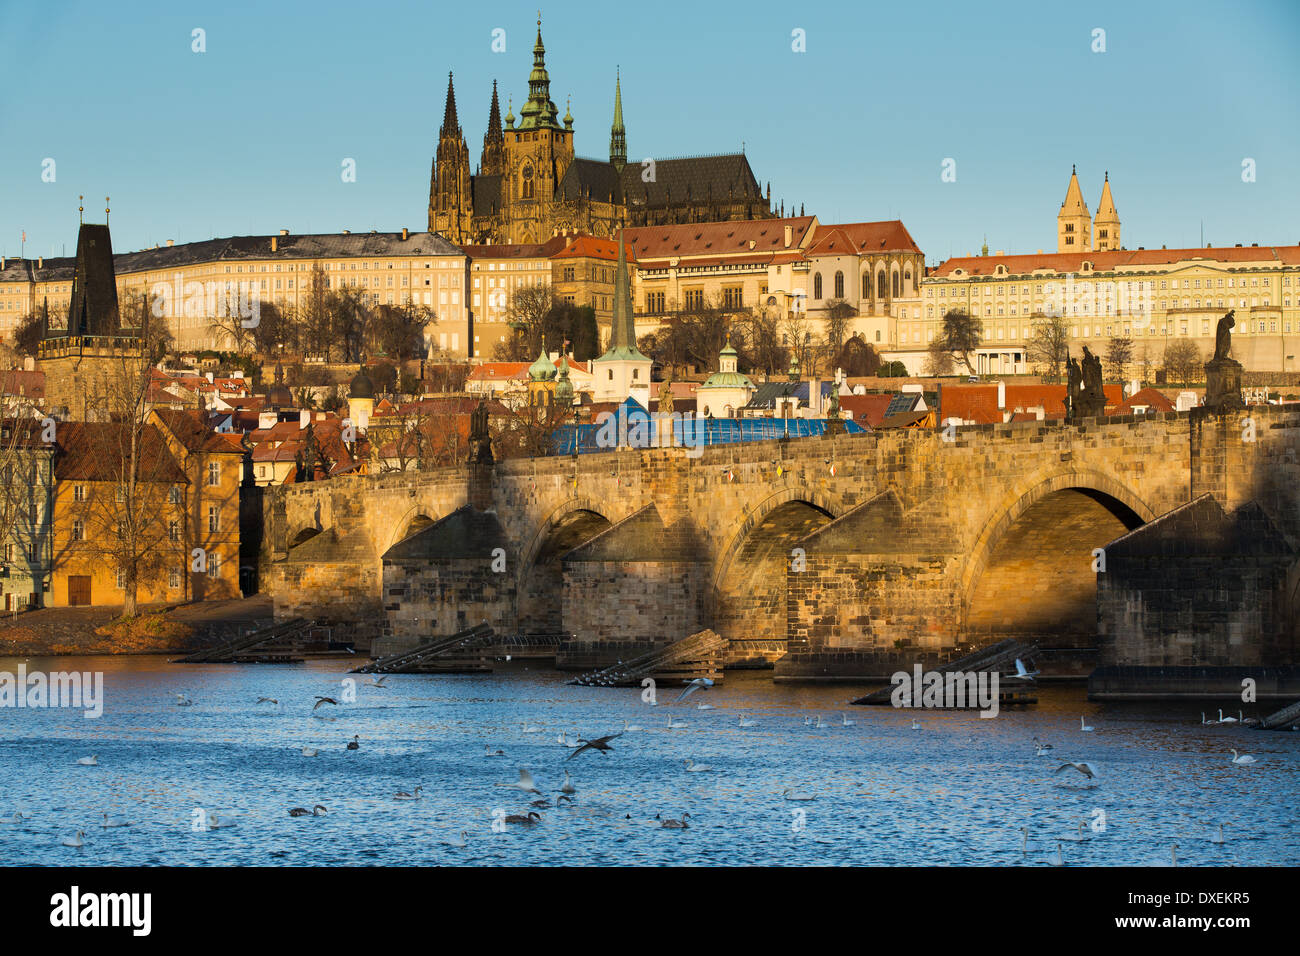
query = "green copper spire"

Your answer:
(598, 226), (645, 360)
(517, 14), (560, 130)
(528, 347), (556, 381)
(609, 68), (626, 170)
(554, 354), (574, 406)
